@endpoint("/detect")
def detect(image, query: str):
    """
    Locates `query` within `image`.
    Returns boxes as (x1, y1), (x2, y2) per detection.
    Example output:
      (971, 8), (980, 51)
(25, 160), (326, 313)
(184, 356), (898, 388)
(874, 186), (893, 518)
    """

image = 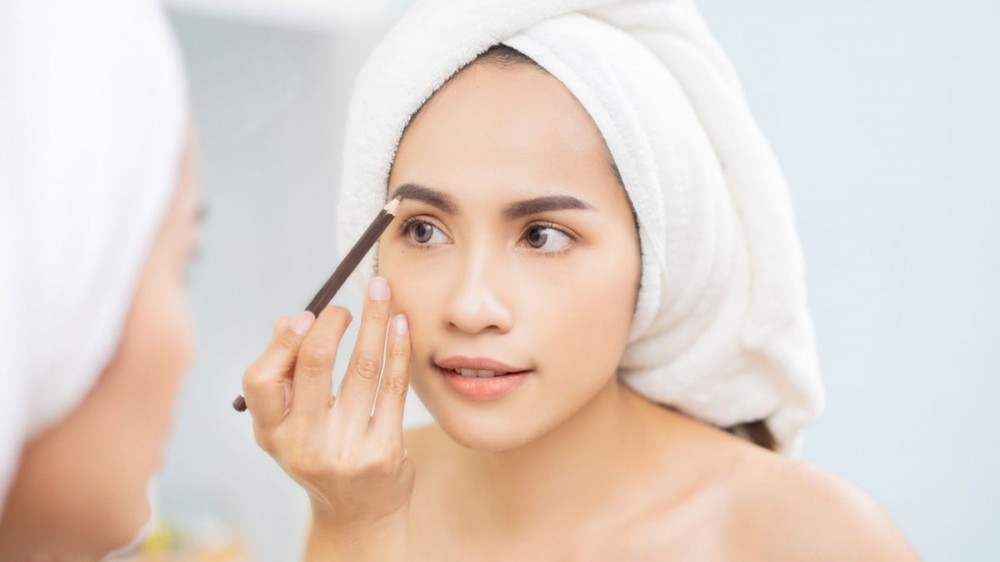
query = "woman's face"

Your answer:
(378, 59), (641, 451)
(0, 139), (201, 560)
